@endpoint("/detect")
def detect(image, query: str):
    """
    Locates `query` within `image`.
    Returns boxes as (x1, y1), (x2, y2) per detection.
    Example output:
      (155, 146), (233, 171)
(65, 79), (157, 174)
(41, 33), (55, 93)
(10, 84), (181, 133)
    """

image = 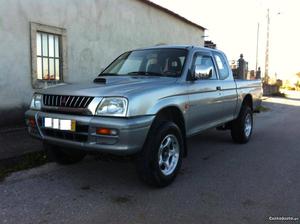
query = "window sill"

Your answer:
(32, 79), (65, 89)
